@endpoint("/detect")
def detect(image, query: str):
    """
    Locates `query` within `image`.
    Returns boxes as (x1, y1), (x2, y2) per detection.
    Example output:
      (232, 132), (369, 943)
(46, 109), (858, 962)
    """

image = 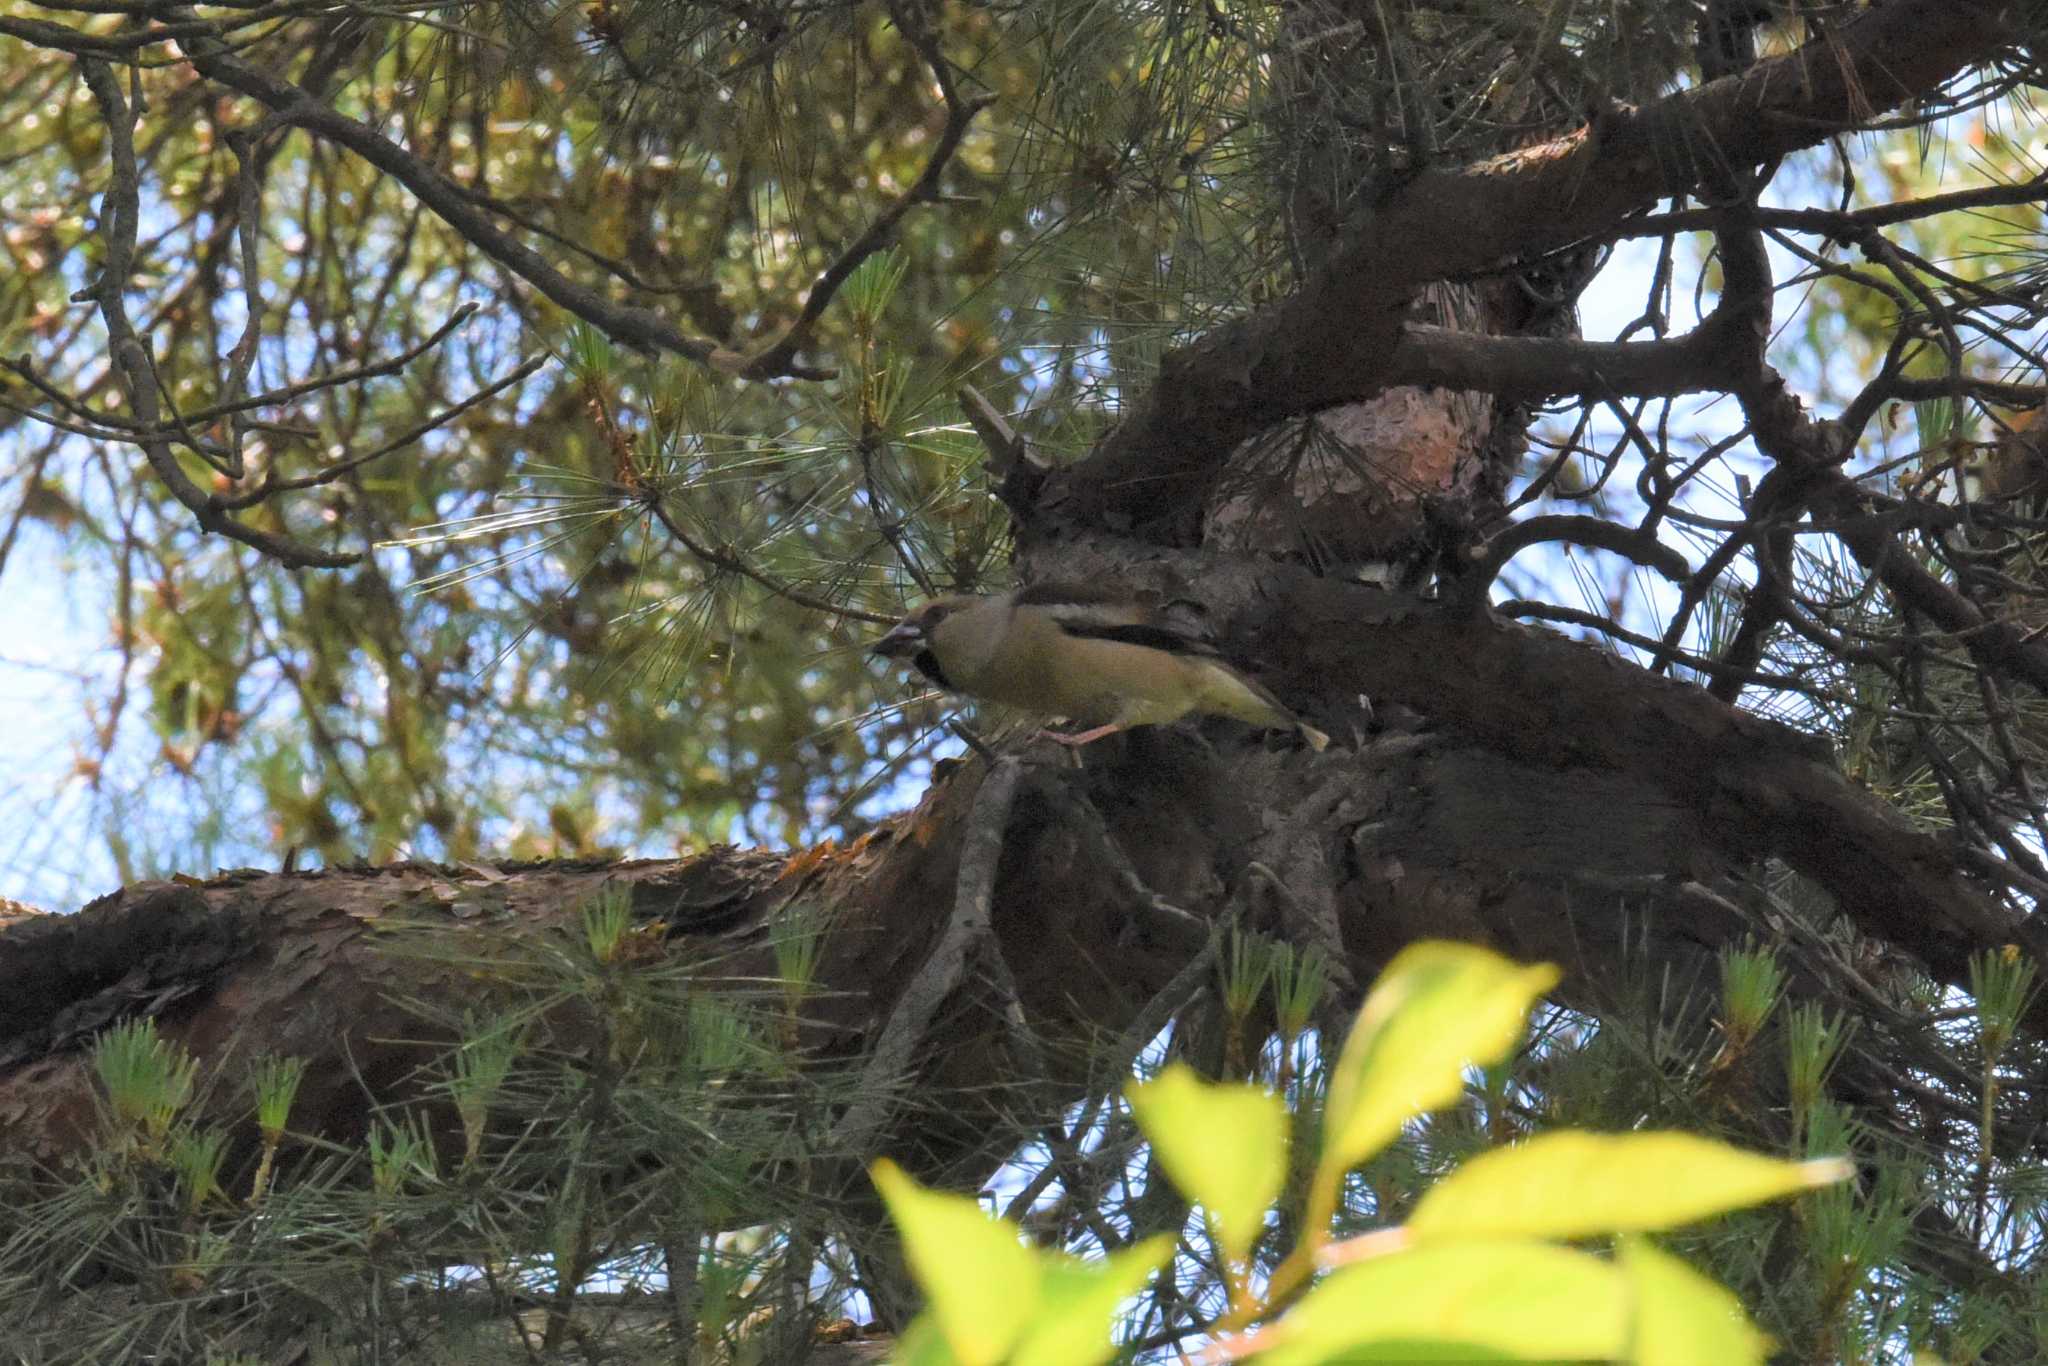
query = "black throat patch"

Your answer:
(911, 648), (955, 691)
